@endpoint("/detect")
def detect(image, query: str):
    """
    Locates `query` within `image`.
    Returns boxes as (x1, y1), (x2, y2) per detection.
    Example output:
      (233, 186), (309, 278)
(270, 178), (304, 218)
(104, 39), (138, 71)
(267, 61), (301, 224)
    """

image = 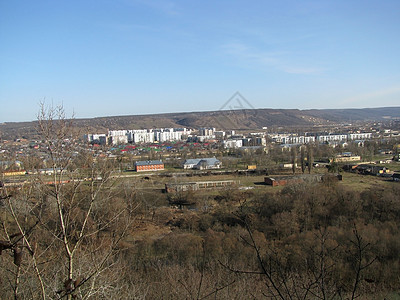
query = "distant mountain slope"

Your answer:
(304, 107), (400, 122)
(74, 106), (400, 130)
(1, 107), (400, 139)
